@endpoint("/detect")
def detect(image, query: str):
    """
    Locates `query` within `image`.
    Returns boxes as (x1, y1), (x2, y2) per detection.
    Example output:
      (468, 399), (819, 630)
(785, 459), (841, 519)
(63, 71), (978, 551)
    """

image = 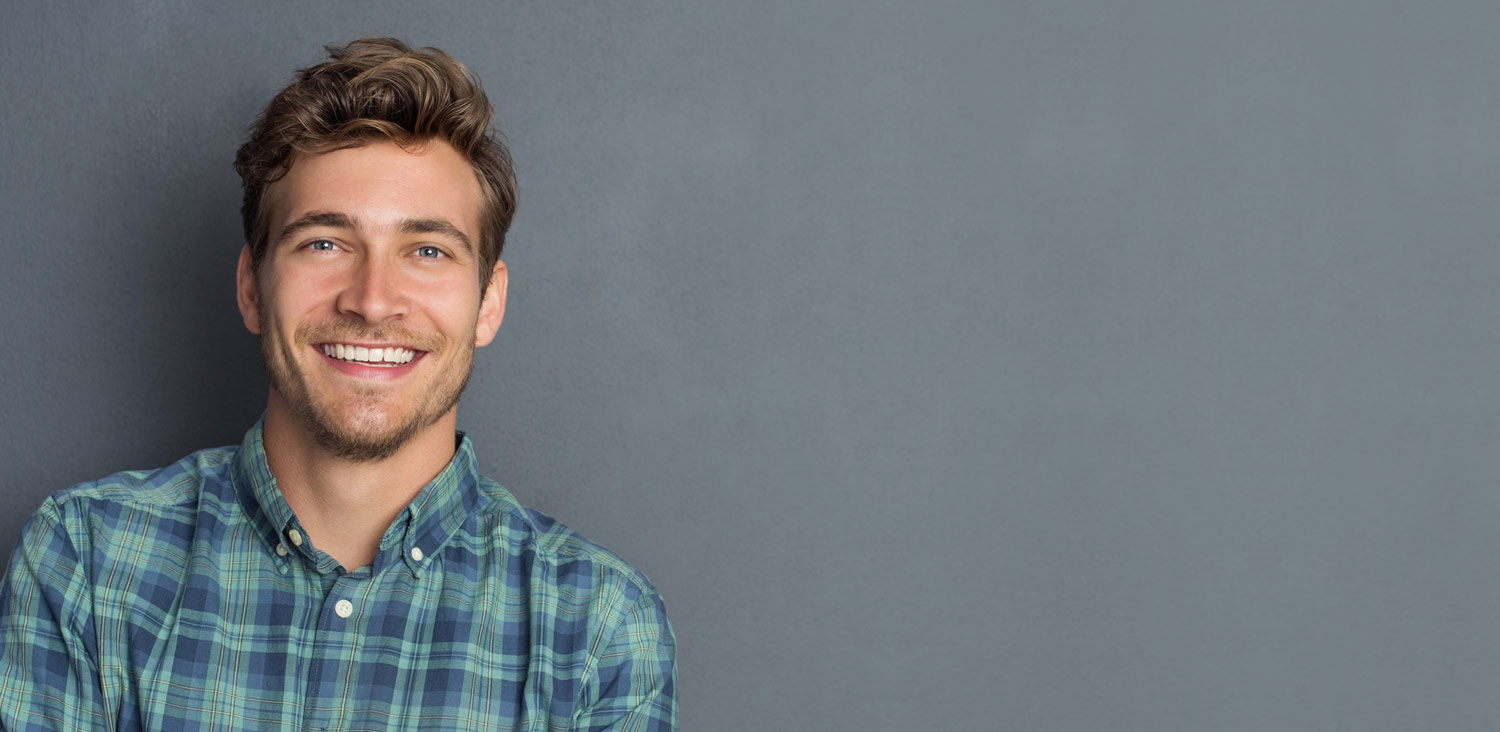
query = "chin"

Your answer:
(308, 410), (424, 462)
